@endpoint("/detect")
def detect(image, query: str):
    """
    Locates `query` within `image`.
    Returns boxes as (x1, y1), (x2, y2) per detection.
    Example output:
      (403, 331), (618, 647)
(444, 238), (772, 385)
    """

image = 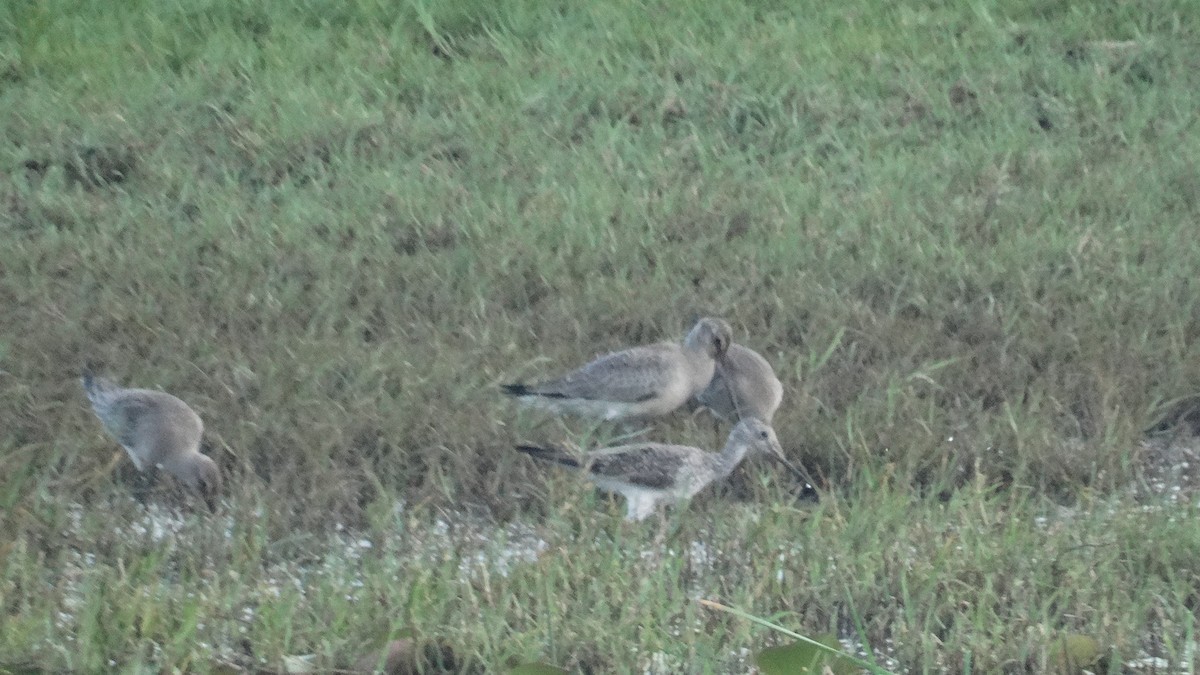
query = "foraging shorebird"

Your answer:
(694, 342), (783, 424)
(501, 317), (733, 423)
(515, 418), (806, 521)
(81, 367), (221, 511)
